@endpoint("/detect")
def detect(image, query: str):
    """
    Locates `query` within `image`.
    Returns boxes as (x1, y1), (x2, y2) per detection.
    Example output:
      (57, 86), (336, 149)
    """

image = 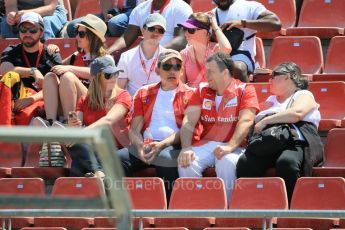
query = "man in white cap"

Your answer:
(1, 0), (67, 40)
(116, 13), (167, 96)
(0, 12), (62, 126)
